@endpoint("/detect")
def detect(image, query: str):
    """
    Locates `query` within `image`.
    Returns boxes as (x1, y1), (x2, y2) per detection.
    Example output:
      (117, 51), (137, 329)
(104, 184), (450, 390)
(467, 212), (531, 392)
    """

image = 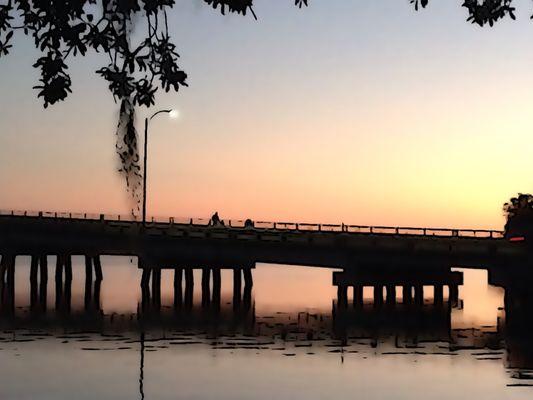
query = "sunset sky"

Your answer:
(0, 0), (532, 229)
